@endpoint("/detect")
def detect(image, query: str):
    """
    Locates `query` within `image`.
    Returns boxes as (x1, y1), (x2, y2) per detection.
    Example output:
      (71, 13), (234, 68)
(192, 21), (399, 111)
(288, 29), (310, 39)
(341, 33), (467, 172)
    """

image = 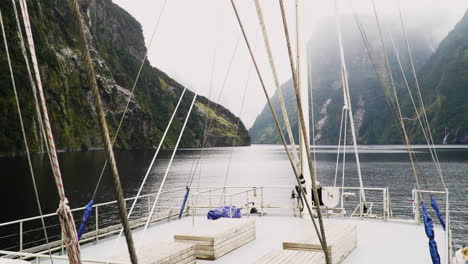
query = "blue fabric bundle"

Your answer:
(421, 202), (441, 264)
(179, 187), (190, 219)
(430, 195), (446, 230)
(207, 206), (241, 220)
(78, 200), (94, 240)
